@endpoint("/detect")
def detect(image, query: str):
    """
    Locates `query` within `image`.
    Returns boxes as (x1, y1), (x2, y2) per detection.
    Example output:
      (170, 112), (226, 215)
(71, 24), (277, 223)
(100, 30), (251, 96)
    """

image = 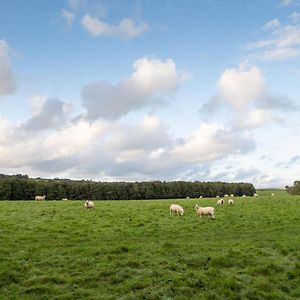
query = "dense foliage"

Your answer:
(0, 174), (256, 200)
(286, 181), (300, 195)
